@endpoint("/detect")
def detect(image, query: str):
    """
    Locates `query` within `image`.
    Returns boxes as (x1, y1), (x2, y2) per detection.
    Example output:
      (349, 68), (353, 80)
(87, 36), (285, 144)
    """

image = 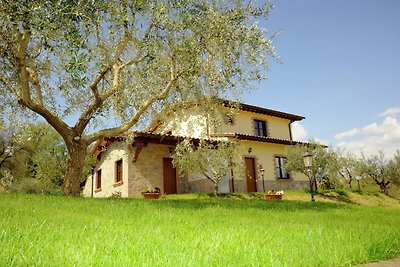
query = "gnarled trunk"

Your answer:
(62, 140), (88, 196)
(213, 183), (219, 197)
(378, 181), (390, 195)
